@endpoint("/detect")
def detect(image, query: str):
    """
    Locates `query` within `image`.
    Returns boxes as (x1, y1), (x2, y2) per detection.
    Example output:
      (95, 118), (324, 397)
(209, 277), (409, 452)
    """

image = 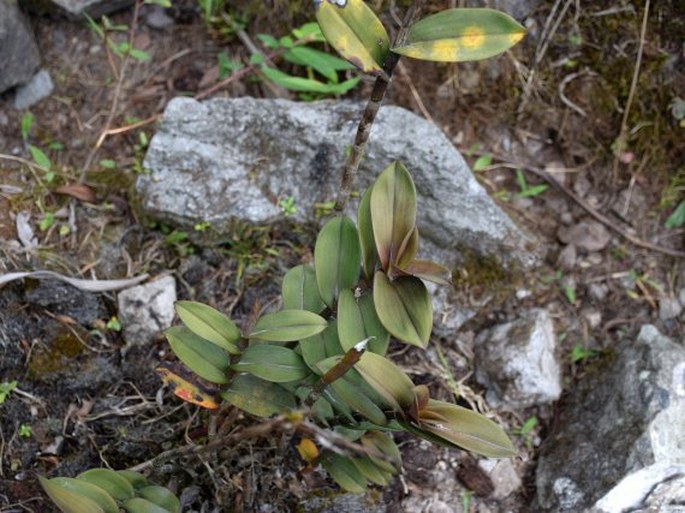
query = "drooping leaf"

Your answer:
(46, 478), (119, 513)
(138, 486), (181, 513)
(282, 265), (325, 313)
(76, 469), (135, 502)
(249, 309), (327, 341)
(320, 451), (368, 493)
(392, 8), (526, 63)
(314, 216), (361, 307)
(221, 373), (297, 417)
(314, 0), (389, 75)
(261, 66), (359, 94)
(39, 476), (105, 513)
(165, 326), (229, 384)
(116, 471), (148, 490)
(370, 162), (417, 271)
(337, 288), (389, 354)
(122, 497), (172, 513)
(417, 399), (517, 458)
(357, 186), (378, 279)
(231, 344), (310, 383)
(300, 319), (343, 373)
(373, 272), (432, 348)
(354, 351), (415, 410)
(175, 301), (240, 354)
(396, 259), (452, 286)
(156, 363), (220, 410)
